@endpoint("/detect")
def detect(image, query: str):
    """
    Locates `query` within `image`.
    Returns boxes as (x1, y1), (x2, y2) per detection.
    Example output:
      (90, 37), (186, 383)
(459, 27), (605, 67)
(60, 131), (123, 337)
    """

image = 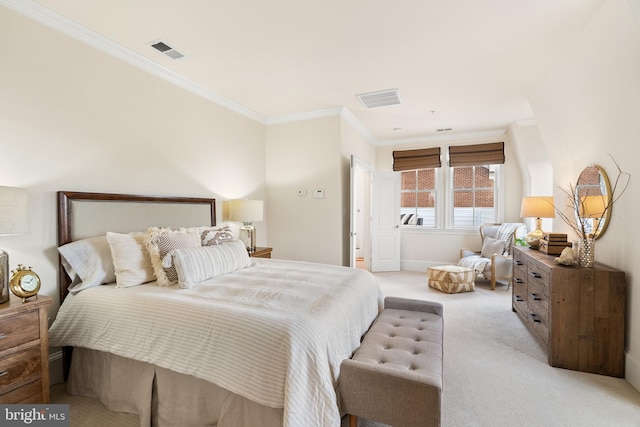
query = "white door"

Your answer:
(371, 171), (401, 272)
(349, 156), (372, 268)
